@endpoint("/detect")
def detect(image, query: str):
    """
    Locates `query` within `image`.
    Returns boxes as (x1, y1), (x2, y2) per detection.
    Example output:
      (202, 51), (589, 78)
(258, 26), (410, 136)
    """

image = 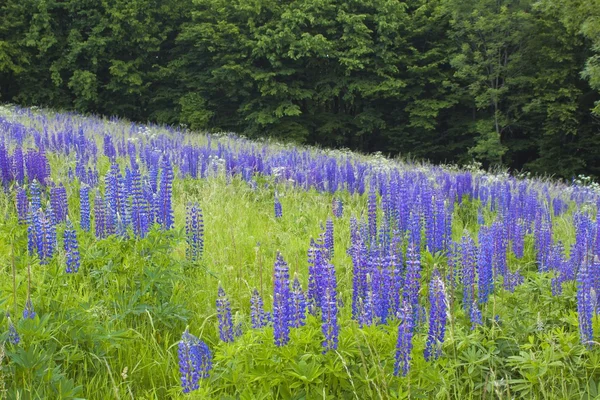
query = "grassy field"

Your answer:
(1, 105), (600, 399)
